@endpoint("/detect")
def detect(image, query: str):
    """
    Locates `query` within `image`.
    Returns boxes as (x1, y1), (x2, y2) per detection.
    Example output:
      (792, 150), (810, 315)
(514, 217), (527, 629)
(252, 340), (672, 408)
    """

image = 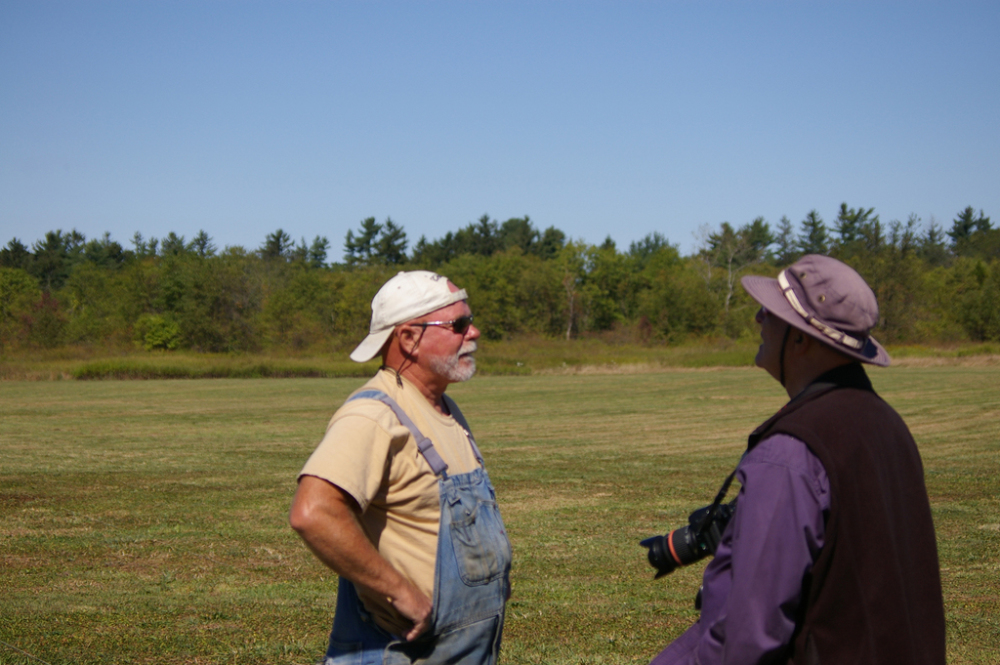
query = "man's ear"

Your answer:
(788, 330), (812, 359)
(395, 325), (420, 358)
